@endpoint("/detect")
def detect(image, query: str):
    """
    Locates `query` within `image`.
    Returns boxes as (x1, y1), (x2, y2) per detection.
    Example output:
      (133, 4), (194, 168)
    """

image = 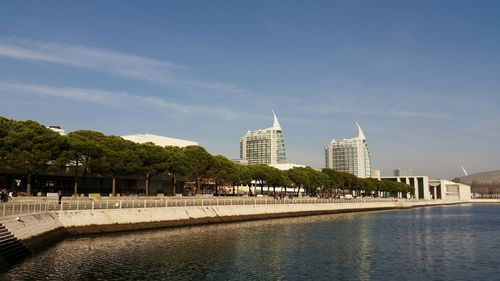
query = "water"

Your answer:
(1, 204), (499, 281)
